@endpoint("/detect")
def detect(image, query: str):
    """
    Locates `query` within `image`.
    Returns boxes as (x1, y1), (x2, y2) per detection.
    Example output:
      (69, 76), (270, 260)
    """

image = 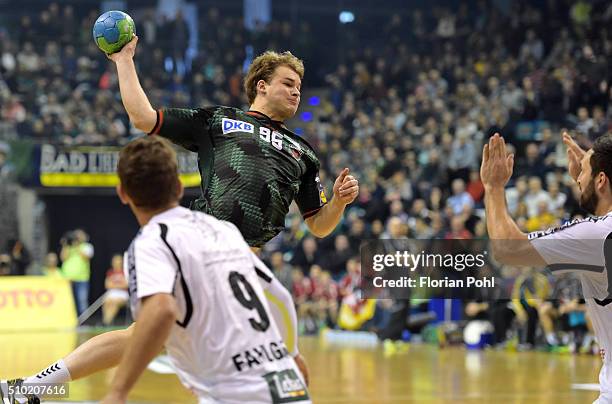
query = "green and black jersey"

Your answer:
(149, 107), (327, 247)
